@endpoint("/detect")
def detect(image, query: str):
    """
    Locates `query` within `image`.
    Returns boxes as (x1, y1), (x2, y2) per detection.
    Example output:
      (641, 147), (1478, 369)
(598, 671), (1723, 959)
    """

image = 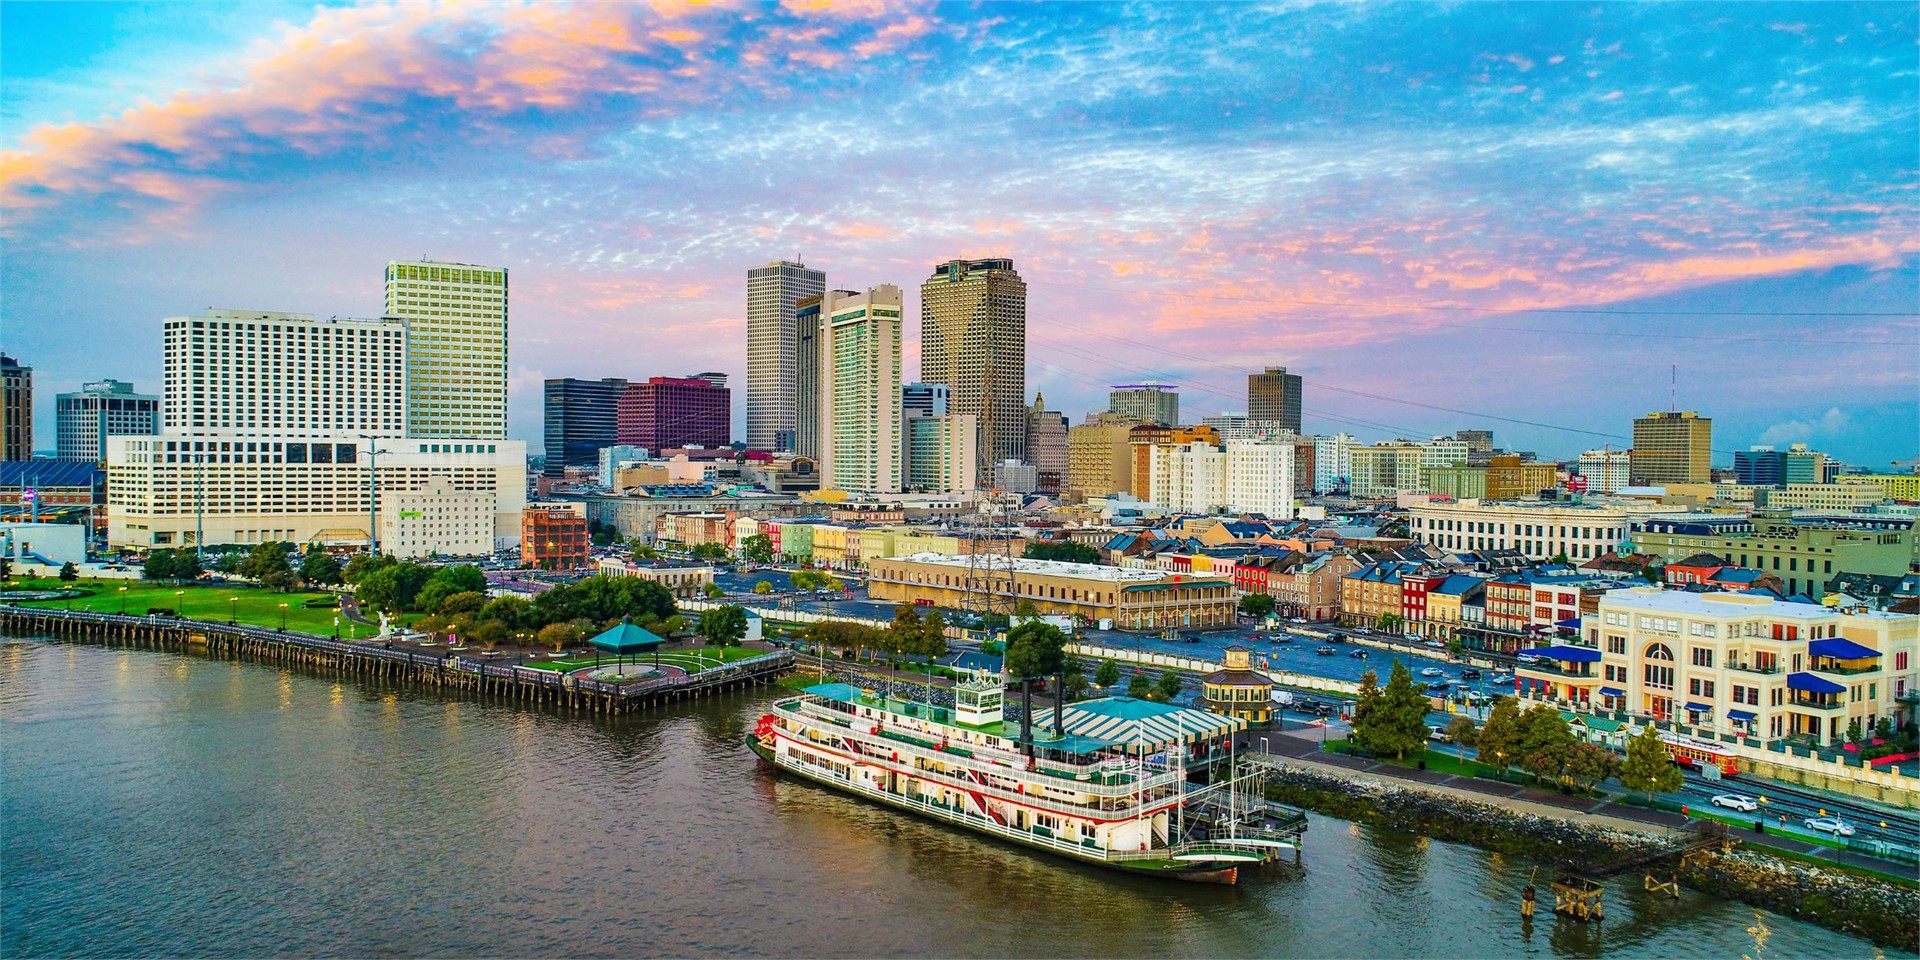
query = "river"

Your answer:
(0, 638), (1892, 959)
